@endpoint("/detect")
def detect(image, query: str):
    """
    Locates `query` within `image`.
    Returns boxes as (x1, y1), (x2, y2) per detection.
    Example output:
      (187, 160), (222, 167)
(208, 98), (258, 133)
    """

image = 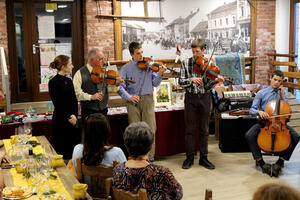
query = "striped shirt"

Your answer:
(179, 57), (217, 94)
